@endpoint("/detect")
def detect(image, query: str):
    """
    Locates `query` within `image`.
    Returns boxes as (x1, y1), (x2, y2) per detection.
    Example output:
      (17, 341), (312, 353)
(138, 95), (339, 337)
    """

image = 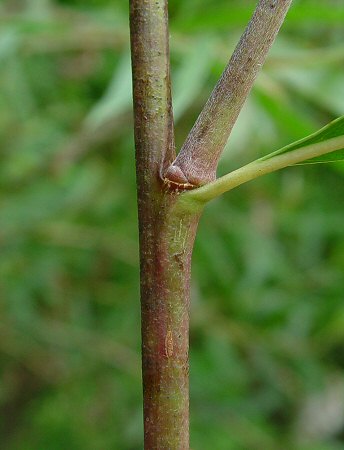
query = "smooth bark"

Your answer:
(130, 1), (201, 448)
